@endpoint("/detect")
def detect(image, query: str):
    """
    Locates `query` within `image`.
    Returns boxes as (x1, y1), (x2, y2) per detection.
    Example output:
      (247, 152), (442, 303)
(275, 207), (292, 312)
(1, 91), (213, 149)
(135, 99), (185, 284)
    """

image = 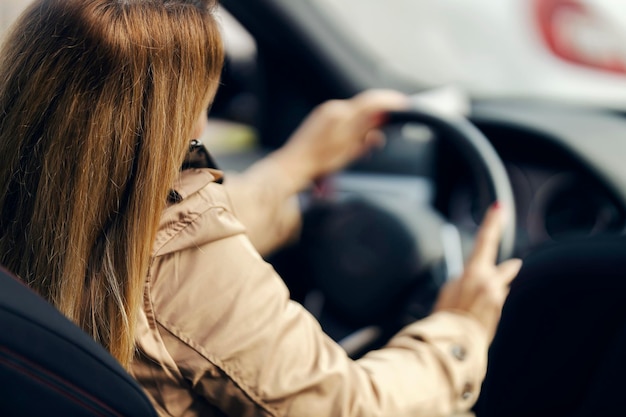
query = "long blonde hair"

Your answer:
(0, 0), (224, 368)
